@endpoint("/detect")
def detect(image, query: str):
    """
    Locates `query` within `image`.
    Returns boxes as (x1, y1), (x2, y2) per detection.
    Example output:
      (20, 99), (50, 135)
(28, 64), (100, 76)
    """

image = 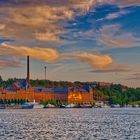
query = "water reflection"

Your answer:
(0, 109), (140, 140)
